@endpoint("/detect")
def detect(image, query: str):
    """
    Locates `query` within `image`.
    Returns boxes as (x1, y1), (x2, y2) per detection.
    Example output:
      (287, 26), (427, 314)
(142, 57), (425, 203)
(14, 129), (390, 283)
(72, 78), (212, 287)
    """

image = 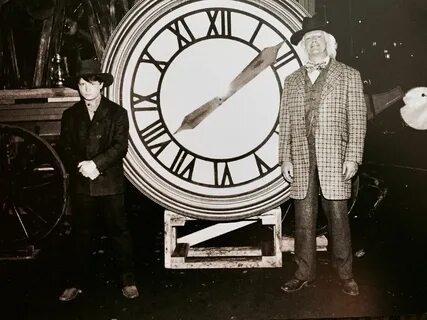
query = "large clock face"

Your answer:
(103, 0), (307, 220)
